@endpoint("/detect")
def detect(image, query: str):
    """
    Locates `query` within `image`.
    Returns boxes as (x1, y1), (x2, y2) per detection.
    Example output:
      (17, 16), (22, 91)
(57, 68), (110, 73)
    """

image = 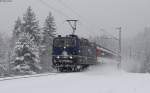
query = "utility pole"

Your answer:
(99, 27), (122, 69)
(116, 27), (122, 69)
(66, 20), (78, 35)
(129, 47), (132, 59)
